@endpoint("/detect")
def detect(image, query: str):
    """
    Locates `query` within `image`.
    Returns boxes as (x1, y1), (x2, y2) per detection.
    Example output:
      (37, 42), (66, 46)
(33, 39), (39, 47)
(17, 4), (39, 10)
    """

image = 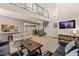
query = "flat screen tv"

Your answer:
(59, 20), (75, 29)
